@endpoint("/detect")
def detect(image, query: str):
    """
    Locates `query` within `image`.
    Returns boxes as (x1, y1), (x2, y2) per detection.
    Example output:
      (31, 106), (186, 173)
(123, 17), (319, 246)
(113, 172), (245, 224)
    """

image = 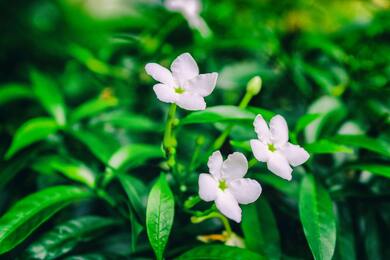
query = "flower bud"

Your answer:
(246, 76), (262, 95)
